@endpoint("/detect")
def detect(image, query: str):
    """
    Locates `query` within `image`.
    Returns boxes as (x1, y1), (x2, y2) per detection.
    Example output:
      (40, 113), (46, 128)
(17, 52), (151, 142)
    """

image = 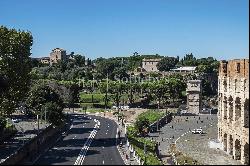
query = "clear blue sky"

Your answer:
(0, 0), (249, 60)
